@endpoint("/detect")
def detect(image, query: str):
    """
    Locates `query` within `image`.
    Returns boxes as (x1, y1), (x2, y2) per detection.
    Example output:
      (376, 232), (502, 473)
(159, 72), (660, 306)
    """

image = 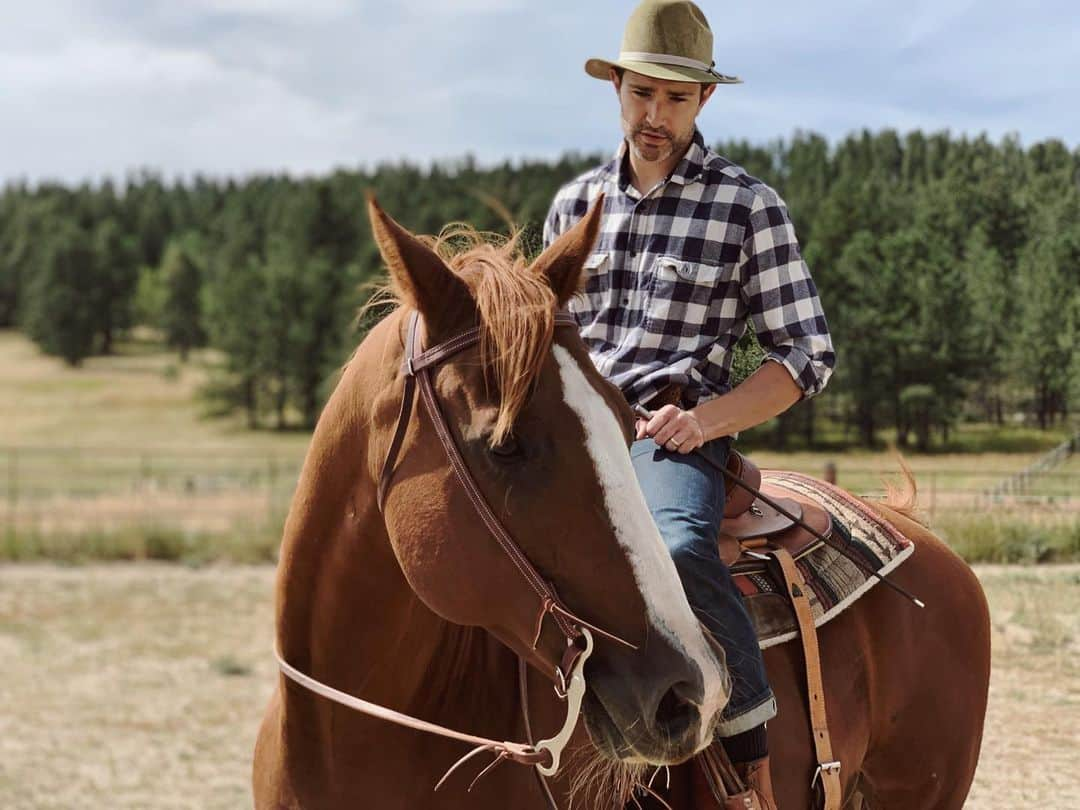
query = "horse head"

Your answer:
(366, 195), (729, 766)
